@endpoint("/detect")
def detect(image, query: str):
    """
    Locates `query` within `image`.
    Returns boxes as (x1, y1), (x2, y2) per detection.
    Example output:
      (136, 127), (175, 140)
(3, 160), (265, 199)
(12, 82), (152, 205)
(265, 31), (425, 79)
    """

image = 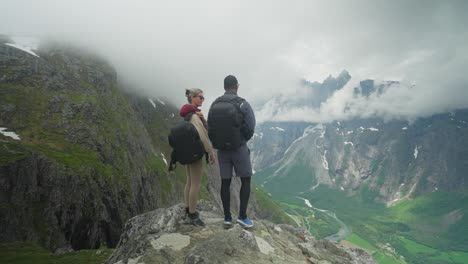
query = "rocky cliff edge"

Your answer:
(105, 201), (376, 264)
